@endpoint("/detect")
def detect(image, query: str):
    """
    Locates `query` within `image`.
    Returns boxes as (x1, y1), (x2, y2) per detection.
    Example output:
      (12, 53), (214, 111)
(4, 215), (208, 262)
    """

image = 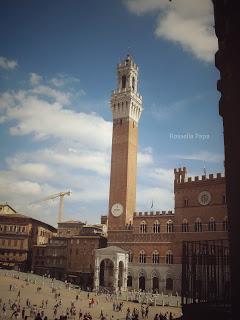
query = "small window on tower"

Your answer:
(132, 77), (135, 91)
(122, 75), (126, 89)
